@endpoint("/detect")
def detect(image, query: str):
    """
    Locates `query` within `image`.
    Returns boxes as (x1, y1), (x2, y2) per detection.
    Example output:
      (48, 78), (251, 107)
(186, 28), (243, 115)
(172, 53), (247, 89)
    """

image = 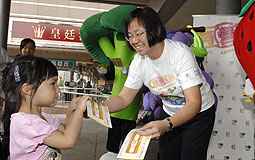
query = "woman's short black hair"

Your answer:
(20, 38), (36, 51)
(124, 7), (166, 50)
